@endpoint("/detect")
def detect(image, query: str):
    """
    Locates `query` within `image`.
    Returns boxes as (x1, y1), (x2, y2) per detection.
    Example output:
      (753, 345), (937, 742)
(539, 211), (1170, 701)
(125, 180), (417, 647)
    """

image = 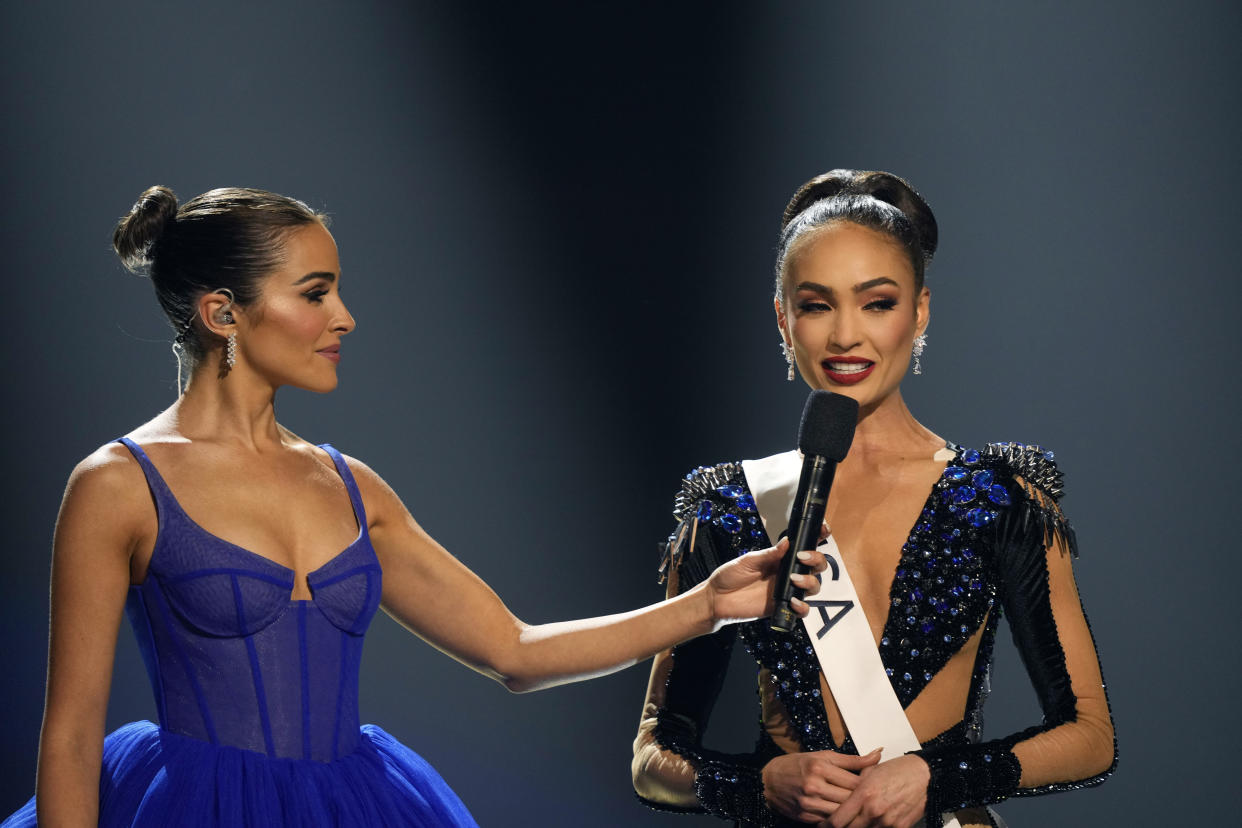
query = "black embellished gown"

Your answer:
(633, 443), (1115, 827)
